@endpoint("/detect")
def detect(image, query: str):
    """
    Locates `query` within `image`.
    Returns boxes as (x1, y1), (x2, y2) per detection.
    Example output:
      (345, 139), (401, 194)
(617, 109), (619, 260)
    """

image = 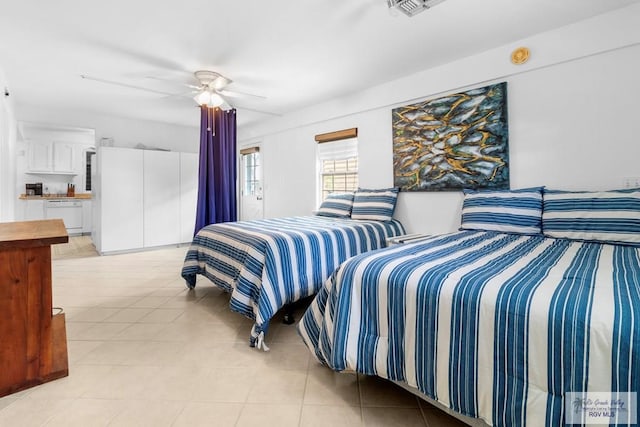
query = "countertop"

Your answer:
(0, 219), (68, 249)
(19, 194), (92, 200)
